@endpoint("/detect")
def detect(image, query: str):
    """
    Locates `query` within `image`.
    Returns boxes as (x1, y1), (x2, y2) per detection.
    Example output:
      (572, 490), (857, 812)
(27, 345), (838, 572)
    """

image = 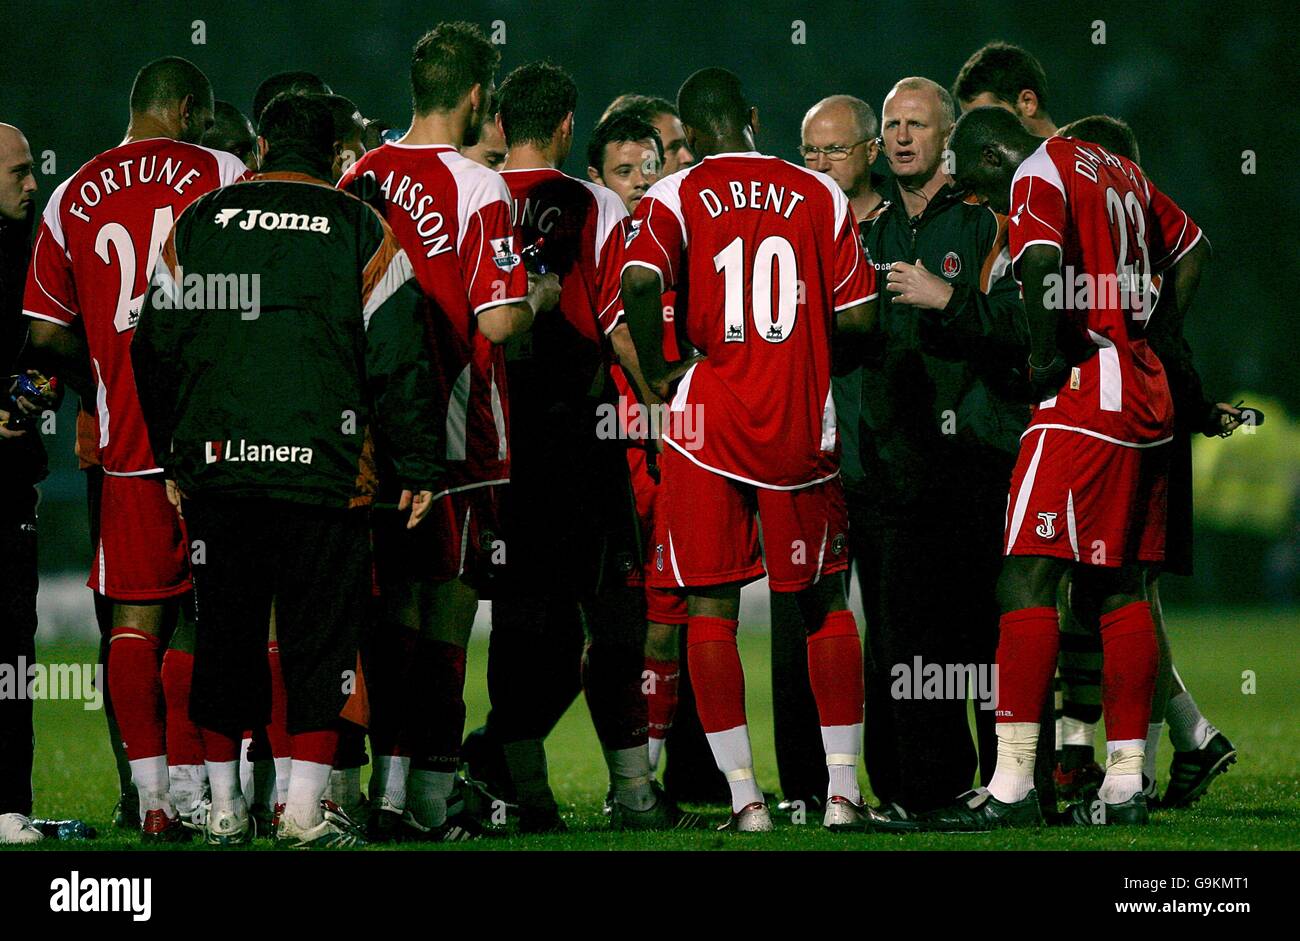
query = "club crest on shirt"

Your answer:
(491, 236), (520, 271)
(1035, 512), (1058, 539)
(941, 251), (961, 278)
